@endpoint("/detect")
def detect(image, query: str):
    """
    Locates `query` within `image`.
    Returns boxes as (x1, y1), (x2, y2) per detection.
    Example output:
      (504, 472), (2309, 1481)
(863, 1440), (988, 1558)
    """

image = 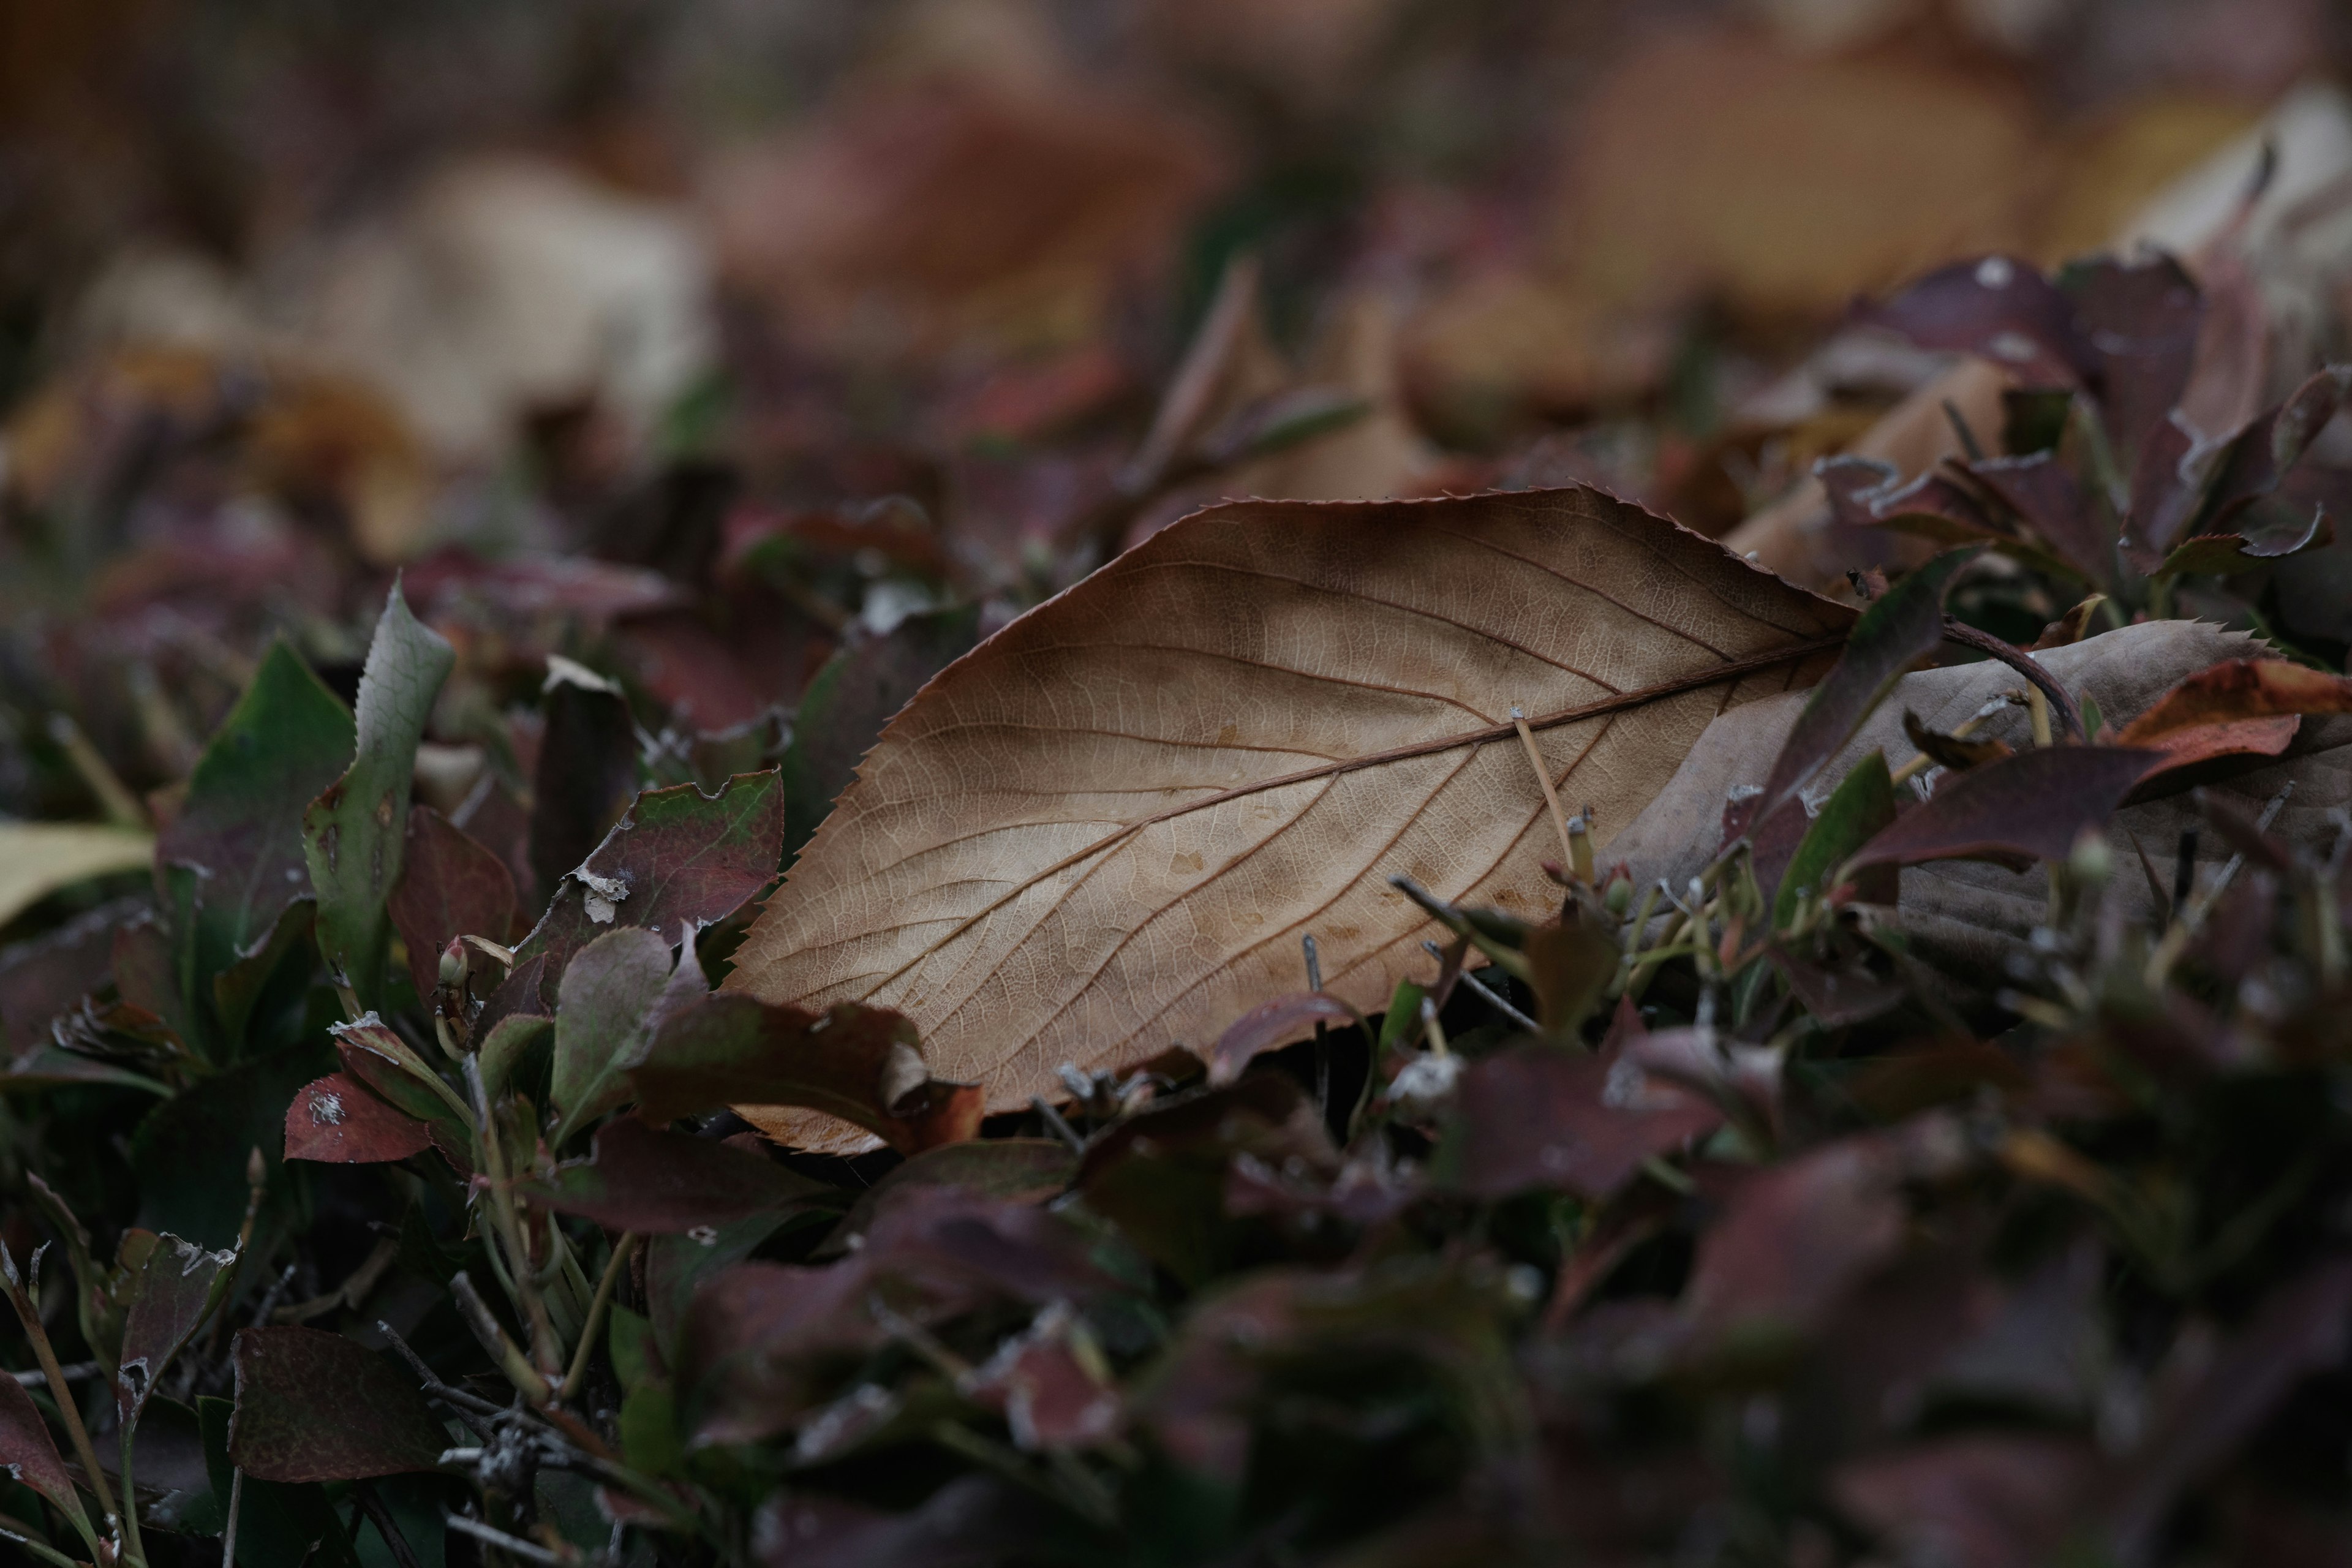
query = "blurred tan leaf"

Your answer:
(726, 486), (1852, 1148)
(705, 78), (1219, 366)
(0, 821), (154, 930)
